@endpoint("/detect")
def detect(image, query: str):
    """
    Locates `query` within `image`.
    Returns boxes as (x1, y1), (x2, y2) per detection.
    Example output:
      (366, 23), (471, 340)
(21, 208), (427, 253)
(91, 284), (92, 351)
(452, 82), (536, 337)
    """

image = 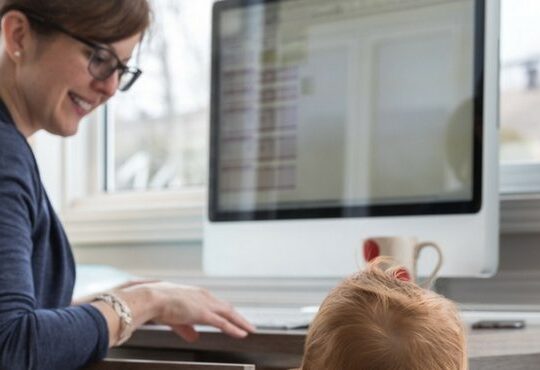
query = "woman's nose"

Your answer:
(92, 72), (120, 97)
